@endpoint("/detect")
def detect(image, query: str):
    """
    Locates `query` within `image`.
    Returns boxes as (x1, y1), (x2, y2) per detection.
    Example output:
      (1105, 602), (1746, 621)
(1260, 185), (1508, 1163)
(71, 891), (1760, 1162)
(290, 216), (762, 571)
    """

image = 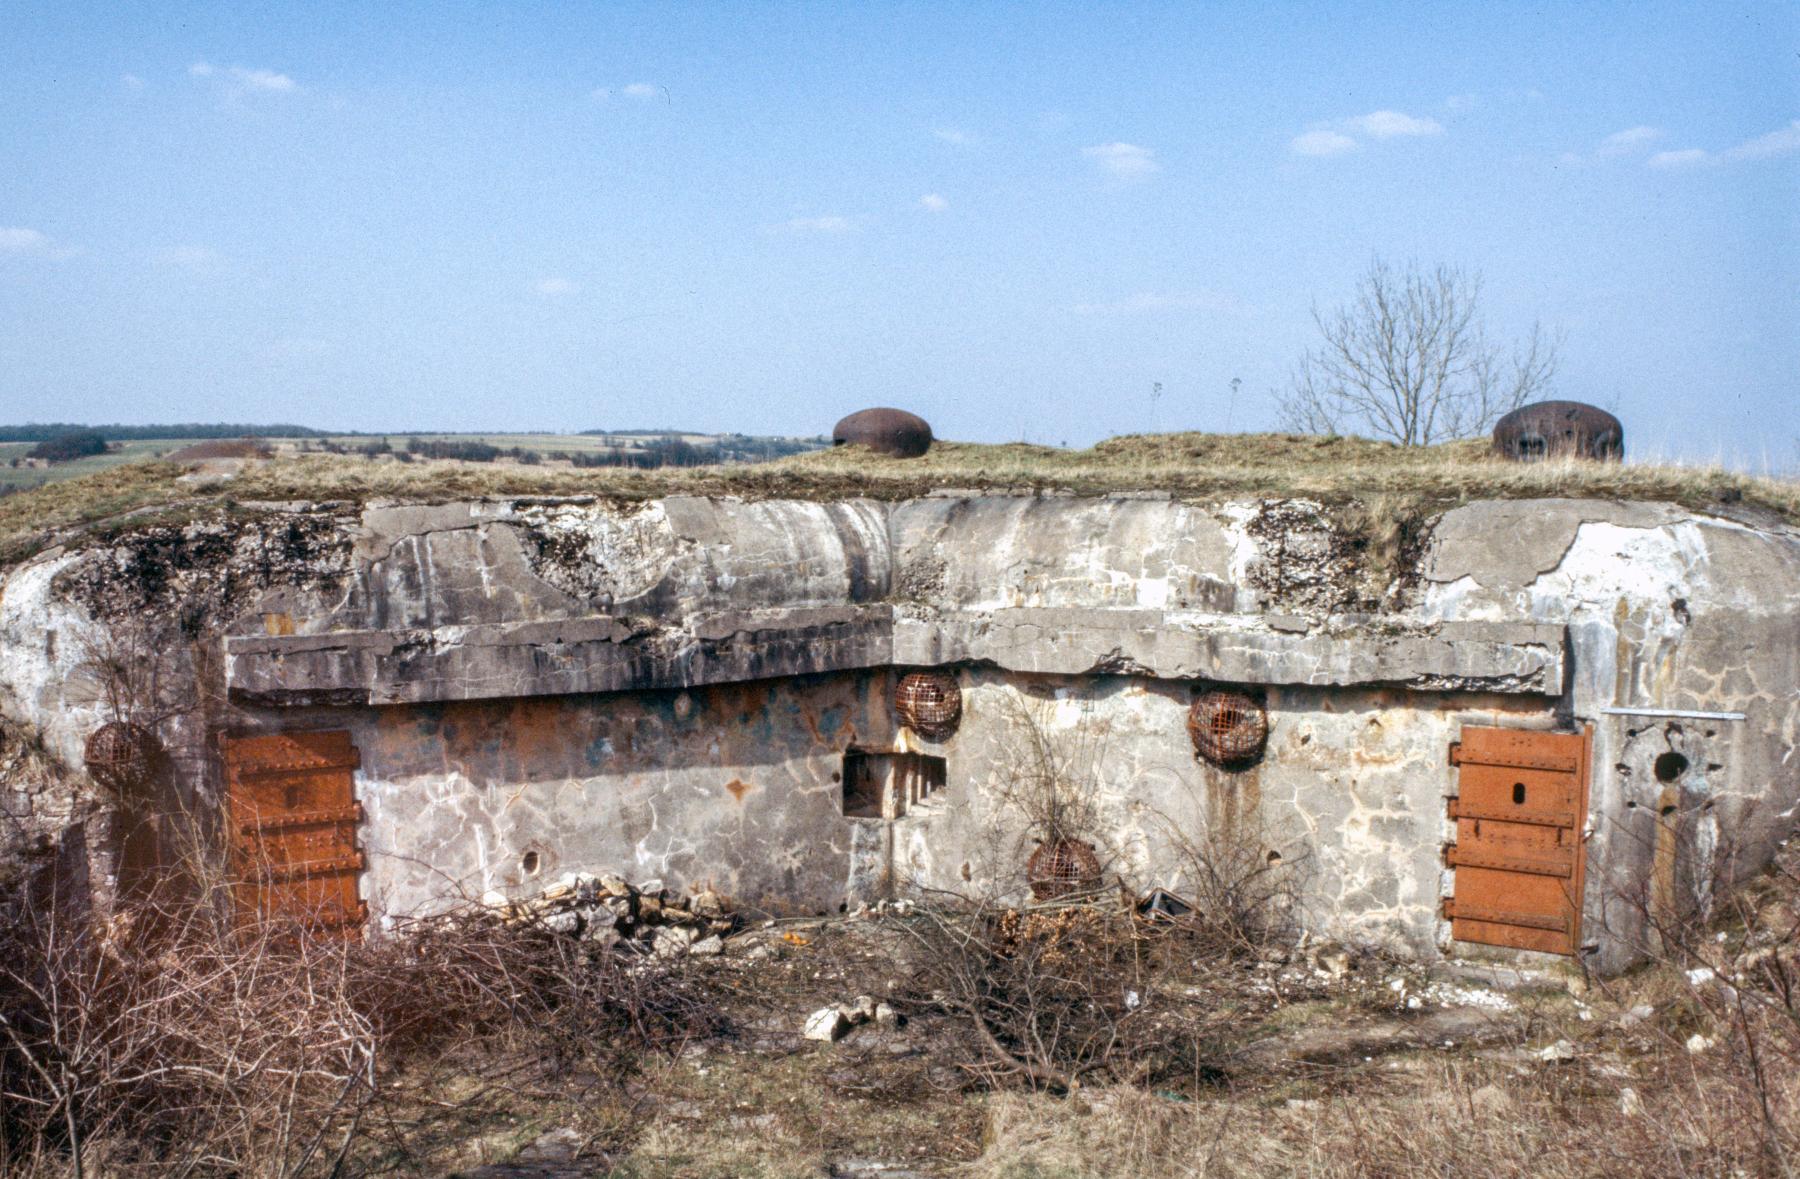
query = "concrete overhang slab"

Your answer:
(226, 608), (1566, 706)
